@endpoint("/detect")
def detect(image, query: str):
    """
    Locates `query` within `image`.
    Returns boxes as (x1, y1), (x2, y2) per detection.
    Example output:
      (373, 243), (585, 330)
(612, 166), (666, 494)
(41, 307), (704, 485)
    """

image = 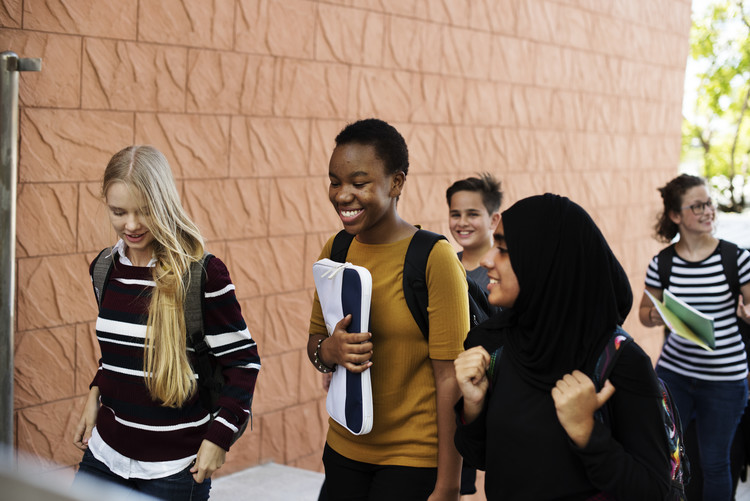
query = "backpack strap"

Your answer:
(330, 230), (355, 263)
(719, 239), (740, 300)
(657, 244), (676, 290)
(592, 327), (634, 424)
(184, 253), (219, 411)
(92, 247), (115, 309)
(486, 346), (504, 391)
(328, 228), (445, 341)
(403, 229), (446, 341)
